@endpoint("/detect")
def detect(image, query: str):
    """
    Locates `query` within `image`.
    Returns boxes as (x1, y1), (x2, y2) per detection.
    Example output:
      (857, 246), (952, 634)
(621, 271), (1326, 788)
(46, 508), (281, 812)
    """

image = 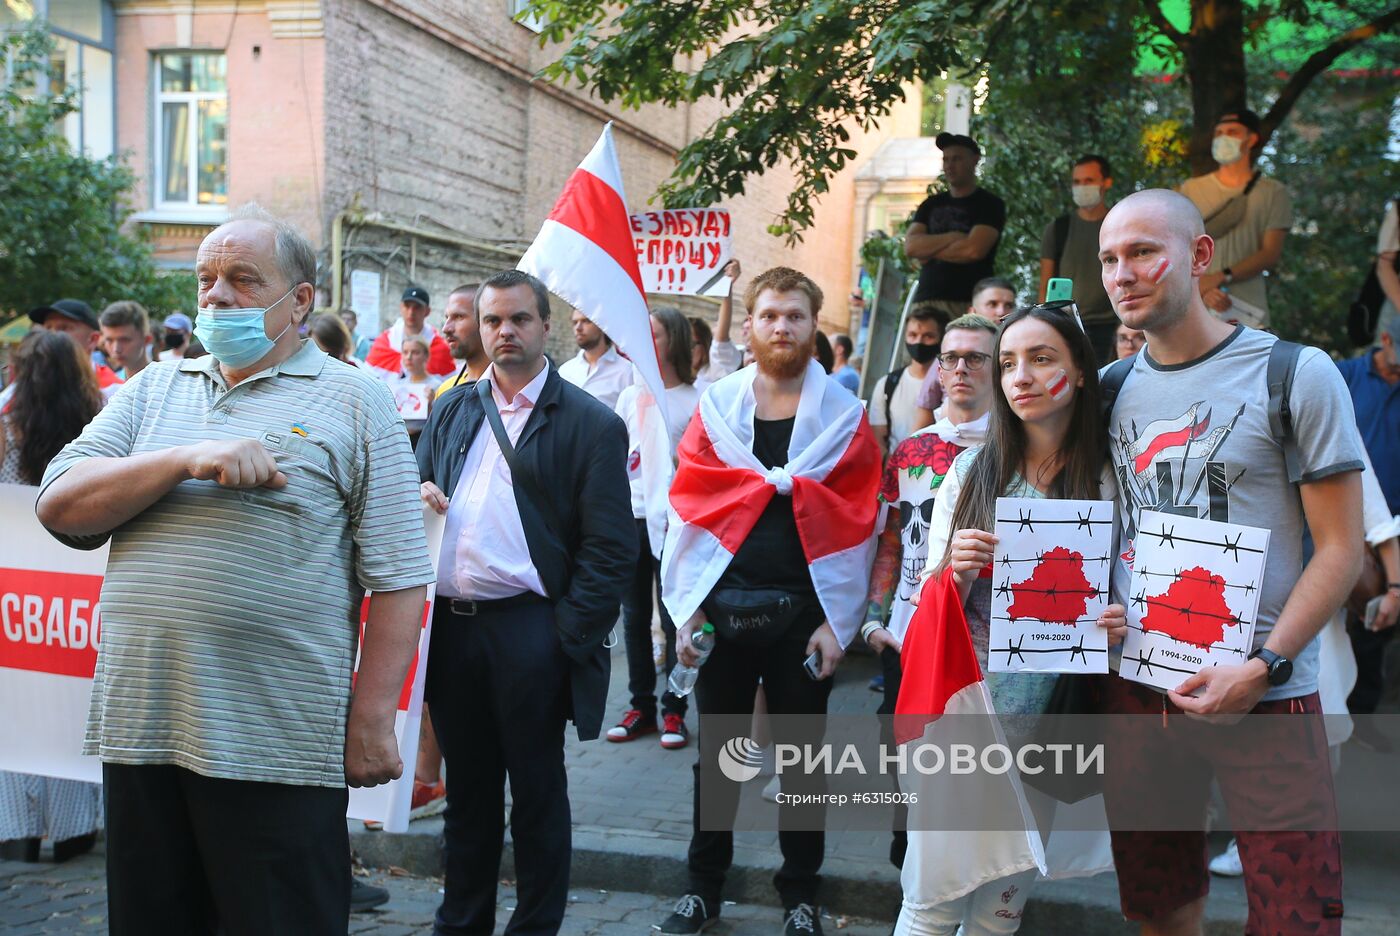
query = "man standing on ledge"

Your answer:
(35, 206), (436, 934)
(417, 269), (635, 935)
(903, 133), (1006, 325)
